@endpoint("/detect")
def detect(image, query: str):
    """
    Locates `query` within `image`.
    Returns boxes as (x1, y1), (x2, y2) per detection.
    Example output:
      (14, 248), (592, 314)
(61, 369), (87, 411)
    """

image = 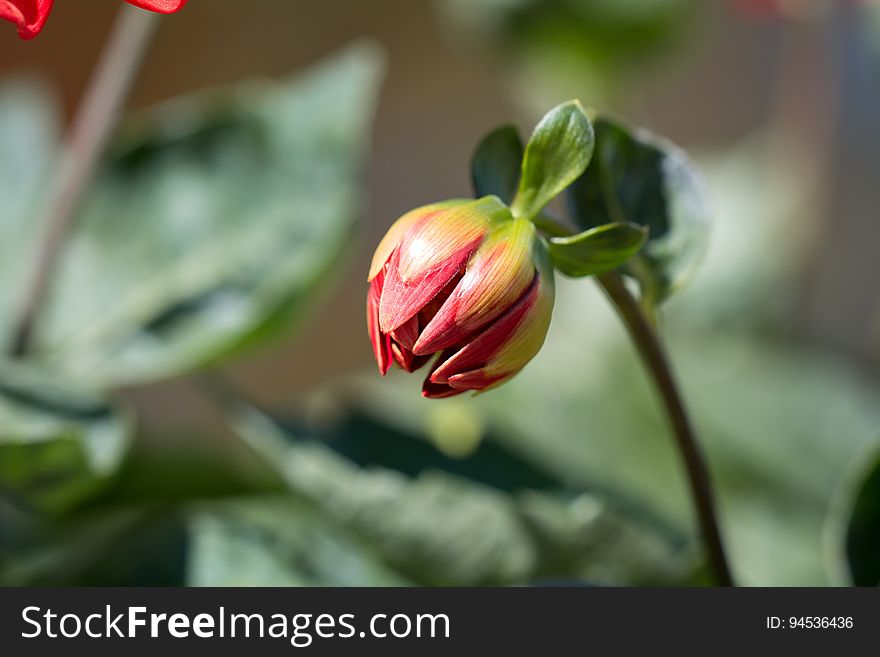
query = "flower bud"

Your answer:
(367, 196), (555, 398)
